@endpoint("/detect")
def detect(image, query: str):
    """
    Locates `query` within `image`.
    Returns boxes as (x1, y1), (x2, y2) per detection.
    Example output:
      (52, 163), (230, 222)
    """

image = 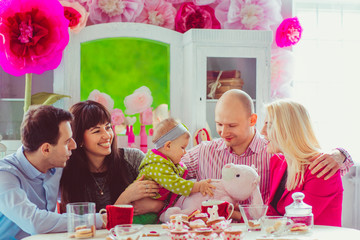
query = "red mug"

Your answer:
(201, 200), (234, 220)
(99, 205), (134, 230)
